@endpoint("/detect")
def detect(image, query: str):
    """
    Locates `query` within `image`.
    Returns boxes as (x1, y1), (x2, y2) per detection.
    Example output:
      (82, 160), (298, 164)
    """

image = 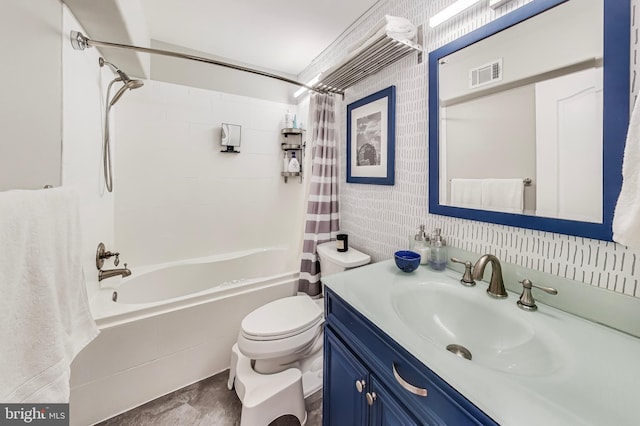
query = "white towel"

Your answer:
(347, 15), (417, 54)
(481, 179), (524, 214)
(613, 96), (640, 248)
(0, 188), (99, 403)
(384, 15), (418, 39)
(450, 178), (483, 209)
